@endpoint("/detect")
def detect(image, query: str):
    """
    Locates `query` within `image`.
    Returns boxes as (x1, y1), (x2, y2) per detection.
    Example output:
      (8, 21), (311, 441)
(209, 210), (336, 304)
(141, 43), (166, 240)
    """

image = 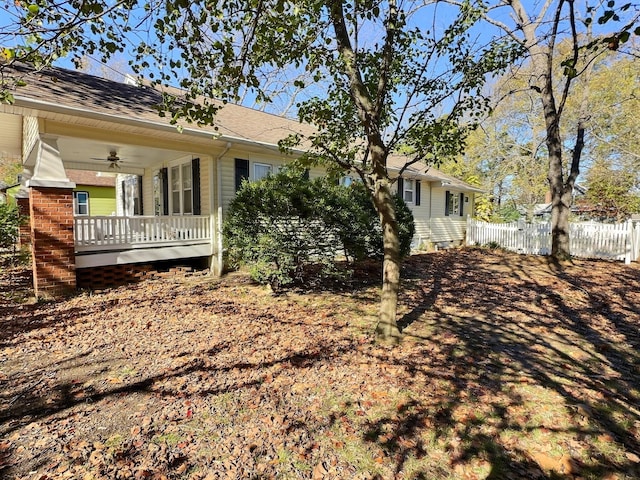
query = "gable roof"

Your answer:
(2, 63), (480, 192)
(3, 62), (314, 148)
